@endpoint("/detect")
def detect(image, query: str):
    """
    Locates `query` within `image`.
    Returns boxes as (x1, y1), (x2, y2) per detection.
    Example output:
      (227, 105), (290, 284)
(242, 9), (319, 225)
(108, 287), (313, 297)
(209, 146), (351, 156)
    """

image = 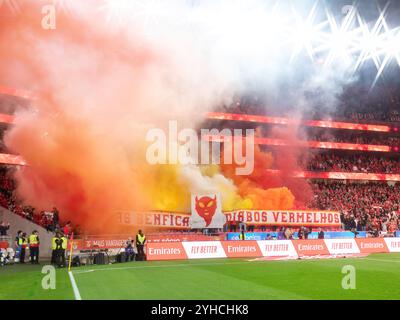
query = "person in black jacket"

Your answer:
(297, 227), (303, 239)
(0, 221), (10, 236)
(125, 238), (135, 262)
(318, 229), (325, 239)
